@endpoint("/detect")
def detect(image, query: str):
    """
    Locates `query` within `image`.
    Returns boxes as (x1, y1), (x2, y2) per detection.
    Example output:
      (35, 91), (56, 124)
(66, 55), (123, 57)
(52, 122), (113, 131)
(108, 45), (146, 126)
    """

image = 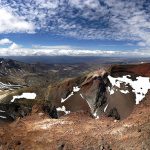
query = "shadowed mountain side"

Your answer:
(106, 84), (136, 120)
(58, 93), (91, 117)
